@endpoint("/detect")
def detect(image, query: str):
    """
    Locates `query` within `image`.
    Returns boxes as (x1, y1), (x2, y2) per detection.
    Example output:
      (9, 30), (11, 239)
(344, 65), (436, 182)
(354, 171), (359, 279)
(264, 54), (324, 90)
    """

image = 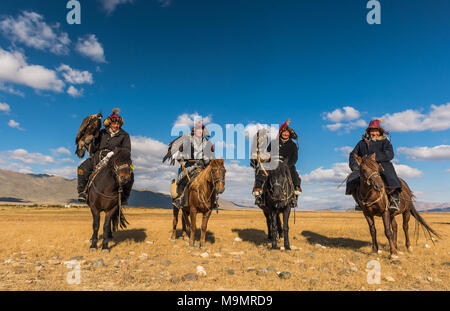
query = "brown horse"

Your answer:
(87, 148), (134, 252)
(171, 159), (226, 248)
(353, 153), (440, 258)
